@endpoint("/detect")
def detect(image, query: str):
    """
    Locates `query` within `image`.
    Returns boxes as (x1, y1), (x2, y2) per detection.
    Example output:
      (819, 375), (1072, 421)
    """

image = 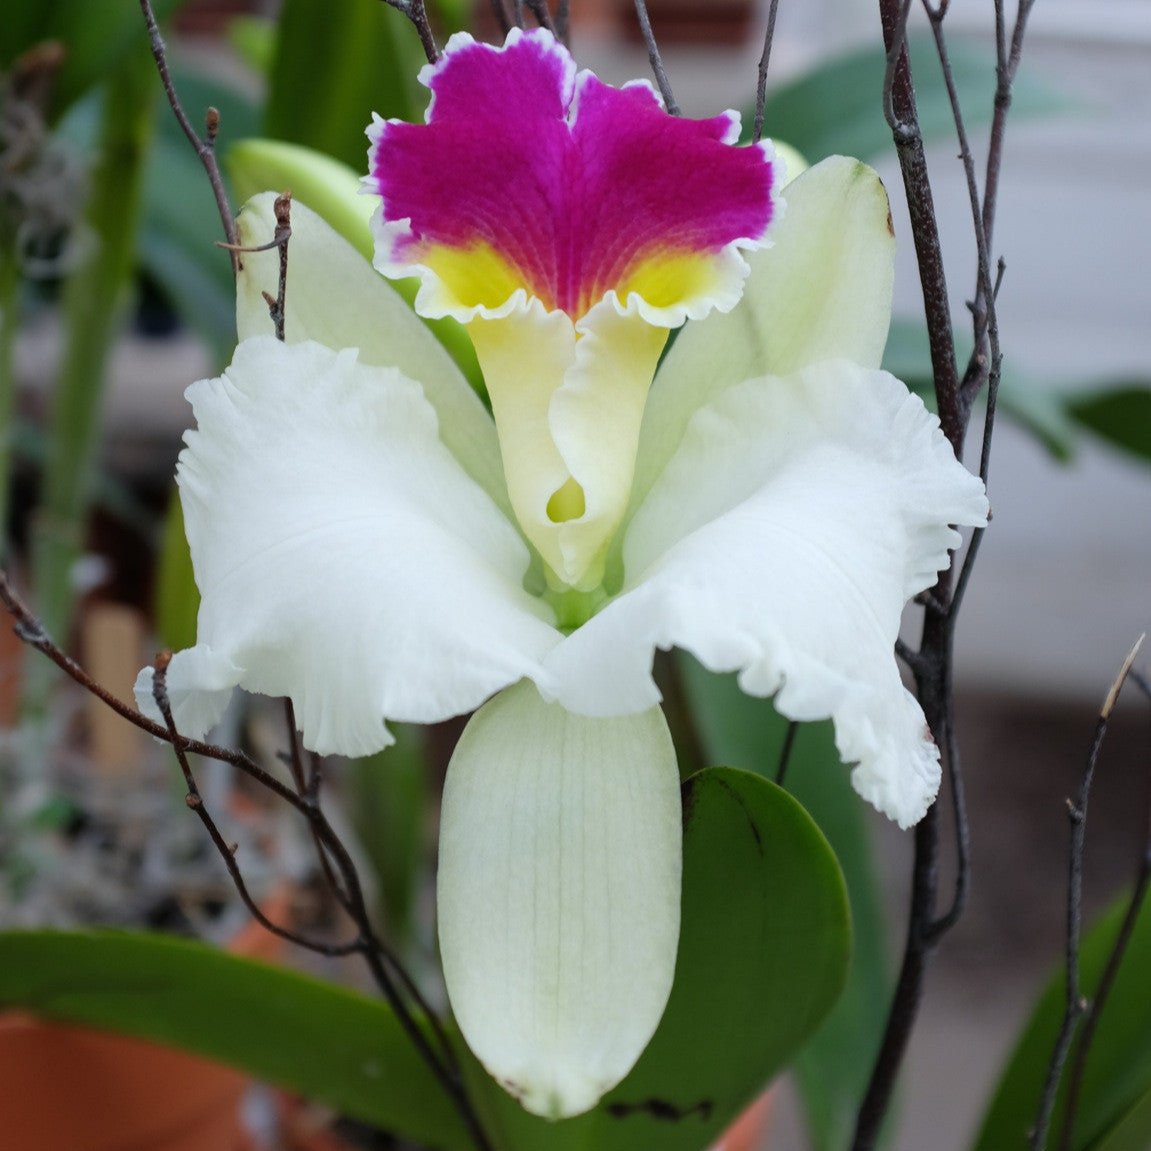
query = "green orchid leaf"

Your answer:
(972, 893), (1151, 1151)
(154, 488), (199, 654)
(1067, 385), (1151, 467)
(756, 34), (1071, 161)
(884, 317), (1079, 462)
(0, 930), (473, 1151)
(428, 0), (472, 35)
(0, 767), (847, 1151)
(347, 726), (429, 951)
(470, 765), (851, 1151)
(1091, 1086), (1151, 1151)
(265, 0), (424, 172)
(678, 657), (892, 1151)
(228, 15), (278, 78)
(1, 0), (186, 119)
